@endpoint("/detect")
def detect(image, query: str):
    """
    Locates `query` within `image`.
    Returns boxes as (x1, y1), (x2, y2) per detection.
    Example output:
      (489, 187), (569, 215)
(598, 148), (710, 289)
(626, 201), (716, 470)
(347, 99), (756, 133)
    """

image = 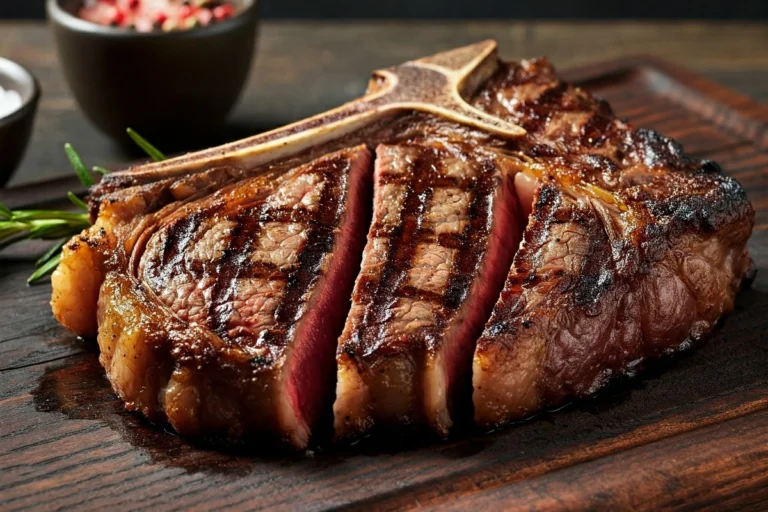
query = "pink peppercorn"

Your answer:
(213, 4), (234, 20)
(111, 8), (125, 25)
